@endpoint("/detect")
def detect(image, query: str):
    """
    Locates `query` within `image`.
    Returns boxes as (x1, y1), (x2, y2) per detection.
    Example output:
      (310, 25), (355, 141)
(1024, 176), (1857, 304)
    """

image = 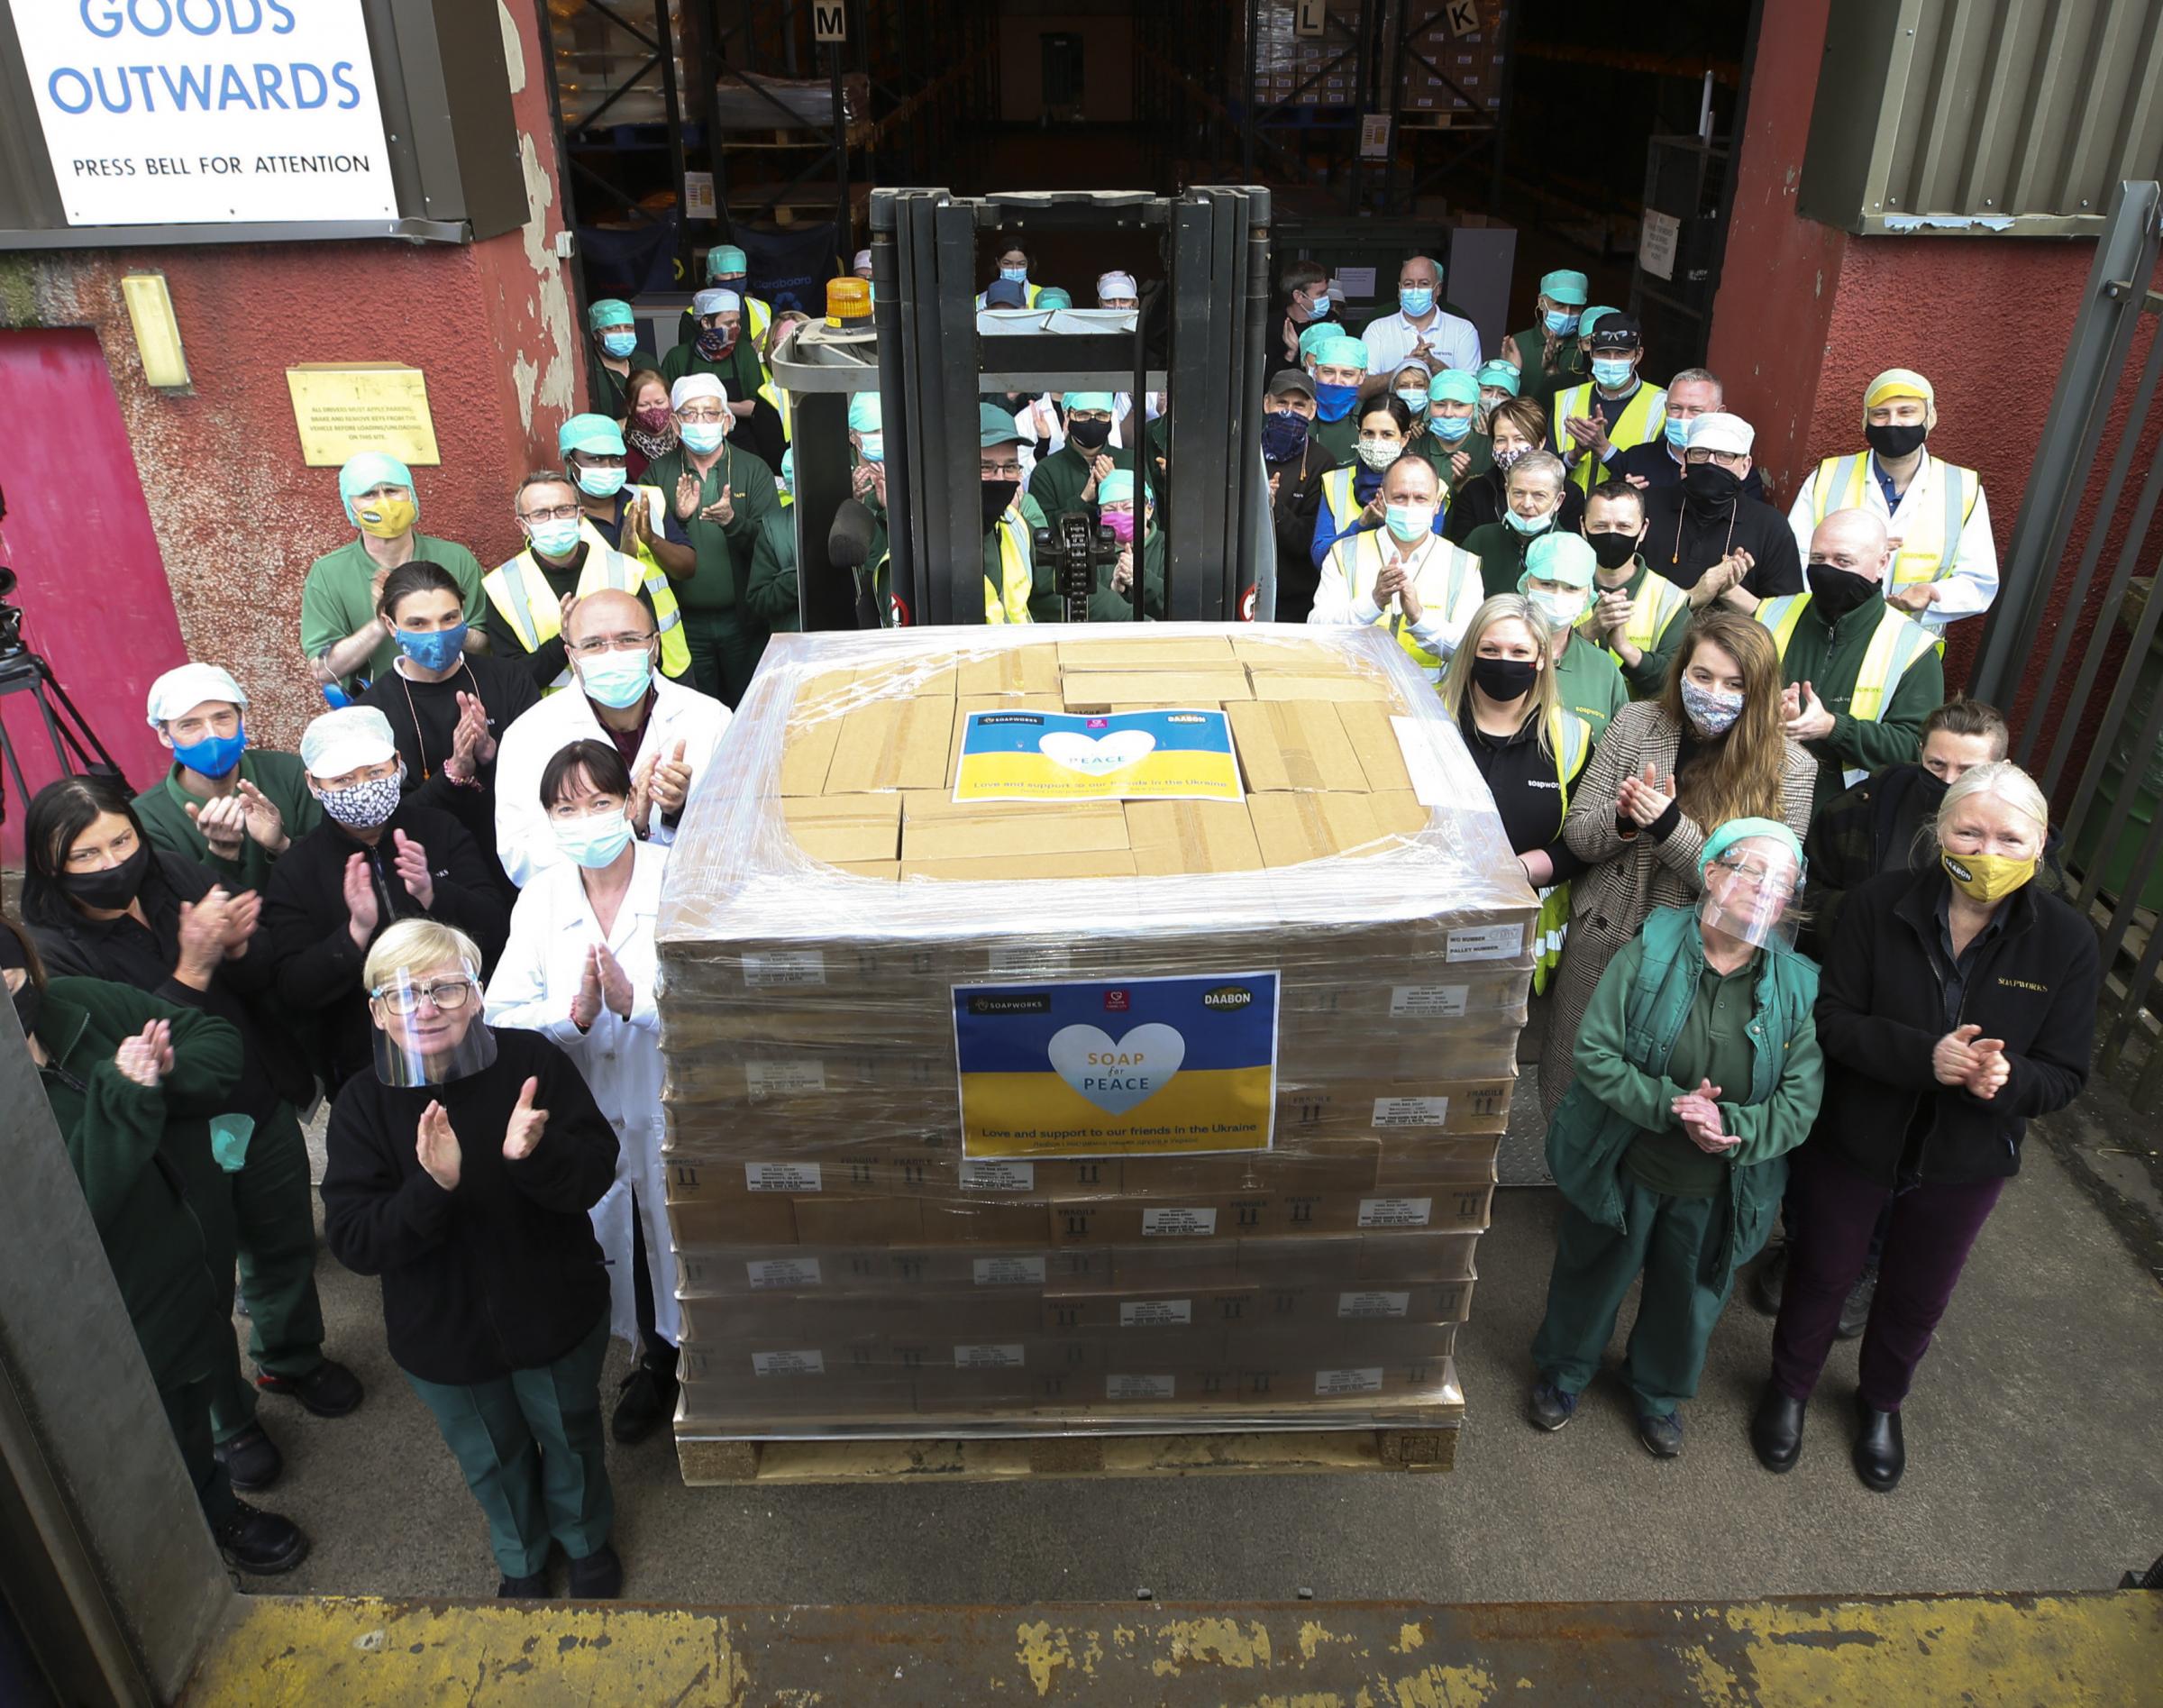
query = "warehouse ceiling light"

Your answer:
(120, 272), (190, 390)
